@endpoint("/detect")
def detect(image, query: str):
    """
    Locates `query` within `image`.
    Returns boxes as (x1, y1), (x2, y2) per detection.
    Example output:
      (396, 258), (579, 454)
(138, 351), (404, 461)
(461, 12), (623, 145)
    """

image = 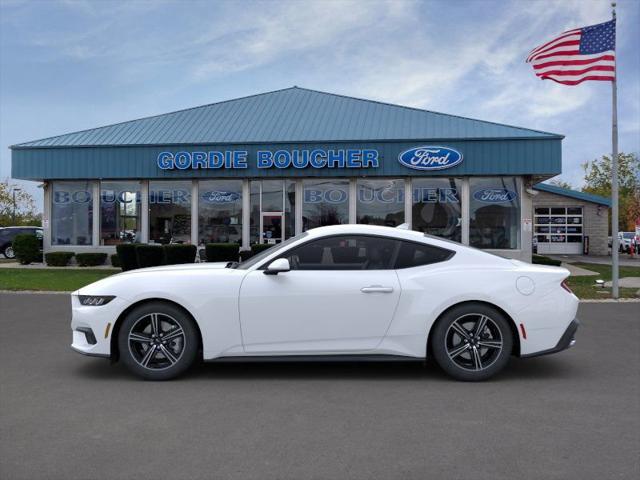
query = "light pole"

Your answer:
(12, 187), (22, 224)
